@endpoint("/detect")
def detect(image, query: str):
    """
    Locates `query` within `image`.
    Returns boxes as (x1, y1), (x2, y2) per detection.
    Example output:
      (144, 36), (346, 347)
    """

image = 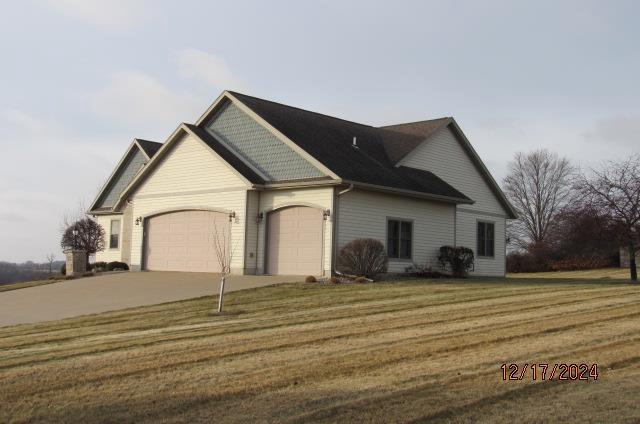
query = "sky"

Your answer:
(1, 0), (639, 263)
